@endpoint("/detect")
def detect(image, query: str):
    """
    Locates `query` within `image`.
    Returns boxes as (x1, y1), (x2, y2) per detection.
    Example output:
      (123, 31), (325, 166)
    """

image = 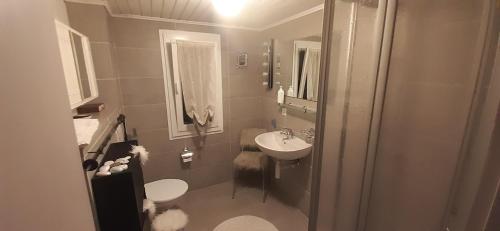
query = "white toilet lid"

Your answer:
(145, 179), (189, 203)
